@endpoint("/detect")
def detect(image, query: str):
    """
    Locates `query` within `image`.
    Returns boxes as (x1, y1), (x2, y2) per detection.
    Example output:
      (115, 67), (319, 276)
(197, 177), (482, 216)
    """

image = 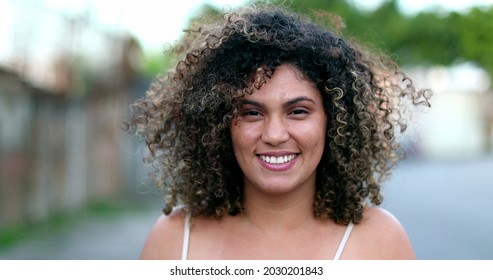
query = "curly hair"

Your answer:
(126, 5), (431, 225)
